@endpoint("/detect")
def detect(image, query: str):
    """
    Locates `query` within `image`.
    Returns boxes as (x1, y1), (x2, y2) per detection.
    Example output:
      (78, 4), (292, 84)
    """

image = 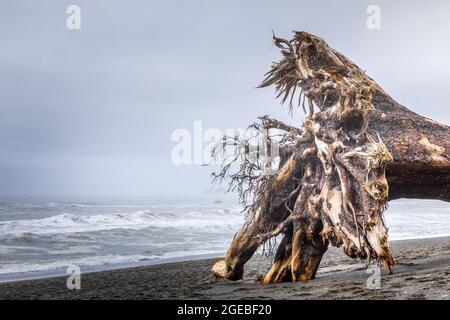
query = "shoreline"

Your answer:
(0, 252), (224, 284)
(1, 236), (450, 299)
(2, 234), (450, 285)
